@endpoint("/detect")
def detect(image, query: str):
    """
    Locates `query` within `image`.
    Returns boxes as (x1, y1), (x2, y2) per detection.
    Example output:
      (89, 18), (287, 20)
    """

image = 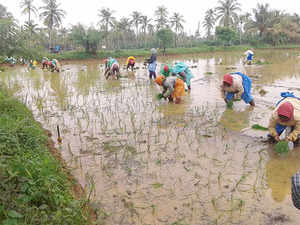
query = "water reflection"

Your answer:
(266, 149), (300, 202)
(219, 107), (251, 131)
